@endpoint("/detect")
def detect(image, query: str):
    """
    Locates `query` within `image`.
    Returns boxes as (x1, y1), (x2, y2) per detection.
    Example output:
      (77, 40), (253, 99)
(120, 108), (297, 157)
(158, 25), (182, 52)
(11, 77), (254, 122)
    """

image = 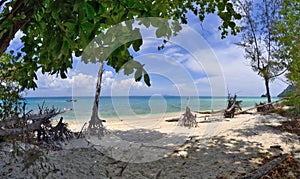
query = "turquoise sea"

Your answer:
(24, 96), (279, 123)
